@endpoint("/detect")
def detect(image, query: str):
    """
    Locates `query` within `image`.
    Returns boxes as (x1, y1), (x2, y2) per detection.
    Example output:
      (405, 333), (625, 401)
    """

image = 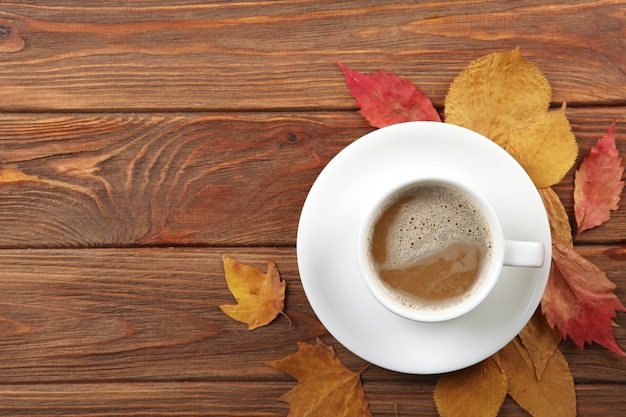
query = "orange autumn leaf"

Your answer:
(539, 187), (574, 247)
(268, 338), (372, 417)
(574, 122), (625, 235)
(494, 337), (576, 417)
(541, 242), (626, 356)
(337, 62), (441, 128)
(220, 255), (287, 330)
(518, 309), (562, 380)
(434, 357), (507, 417)
(435, 316), (564, 417)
